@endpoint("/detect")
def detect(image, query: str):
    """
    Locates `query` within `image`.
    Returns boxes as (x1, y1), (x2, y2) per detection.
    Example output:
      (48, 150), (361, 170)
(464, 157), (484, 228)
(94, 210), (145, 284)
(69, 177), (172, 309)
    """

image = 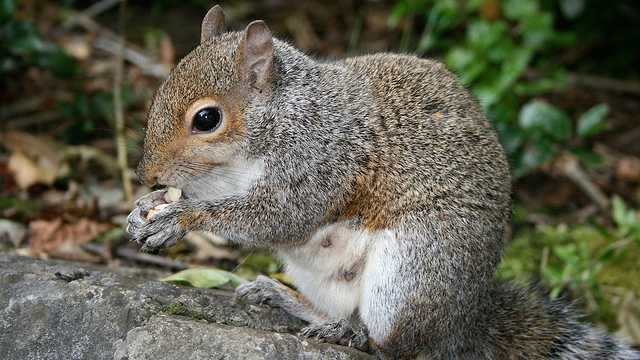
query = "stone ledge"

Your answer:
(0, 255), (372, 360)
